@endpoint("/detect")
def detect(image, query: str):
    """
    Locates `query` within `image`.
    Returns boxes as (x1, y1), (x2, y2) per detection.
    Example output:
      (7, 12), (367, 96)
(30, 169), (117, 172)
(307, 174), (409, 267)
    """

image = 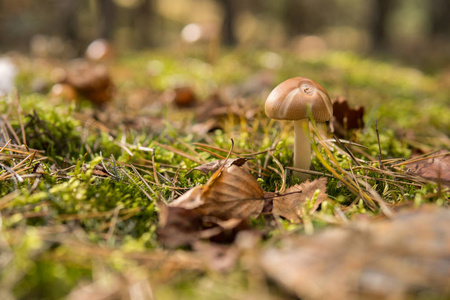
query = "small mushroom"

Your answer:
(265, 77), (333, 180)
